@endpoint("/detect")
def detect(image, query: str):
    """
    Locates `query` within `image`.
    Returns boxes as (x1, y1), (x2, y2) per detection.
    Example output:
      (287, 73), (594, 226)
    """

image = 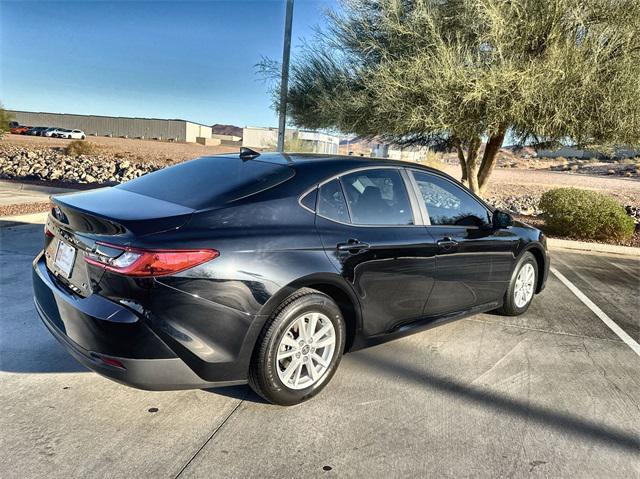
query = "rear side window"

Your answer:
(340, 169), (413, 225)
(318, 180), (350, 223)
(118, 156), (294, 209)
